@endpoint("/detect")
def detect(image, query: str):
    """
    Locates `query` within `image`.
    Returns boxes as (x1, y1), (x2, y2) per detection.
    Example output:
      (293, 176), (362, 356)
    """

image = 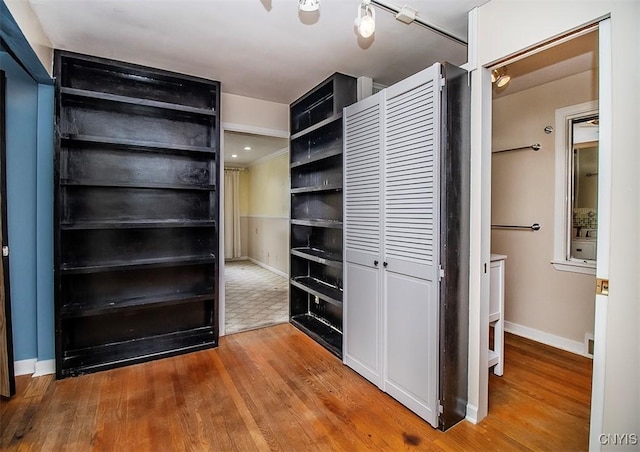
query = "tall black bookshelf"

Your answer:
(289, 73), (357, 357)
(54, 51), (220, 378)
